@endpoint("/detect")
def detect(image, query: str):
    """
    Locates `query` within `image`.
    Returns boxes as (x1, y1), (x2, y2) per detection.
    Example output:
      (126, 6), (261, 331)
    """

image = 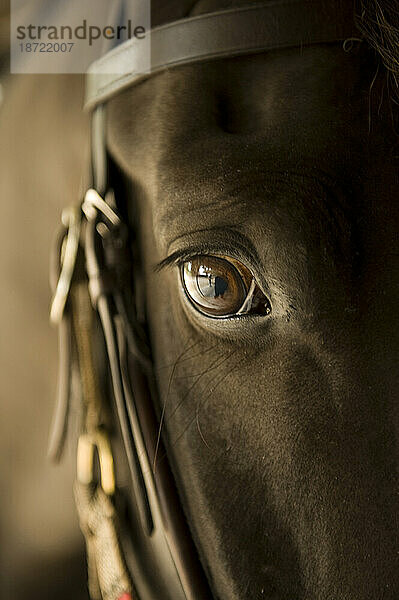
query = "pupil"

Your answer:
(214, 276), (228, 299)
(196, 269), (229, 301)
